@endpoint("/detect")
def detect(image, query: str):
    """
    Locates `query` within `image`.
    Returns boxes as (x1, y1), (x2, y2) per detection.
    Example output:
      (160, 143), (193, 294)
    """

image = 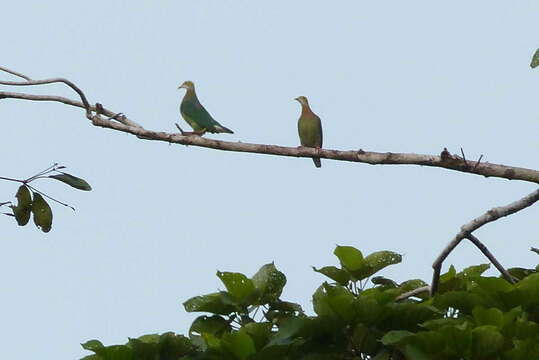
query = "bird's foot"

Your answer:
(175, 123), (206, 136)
